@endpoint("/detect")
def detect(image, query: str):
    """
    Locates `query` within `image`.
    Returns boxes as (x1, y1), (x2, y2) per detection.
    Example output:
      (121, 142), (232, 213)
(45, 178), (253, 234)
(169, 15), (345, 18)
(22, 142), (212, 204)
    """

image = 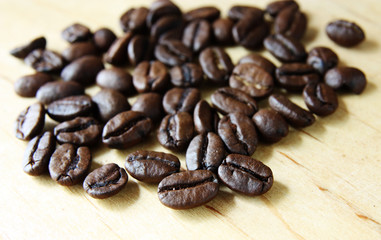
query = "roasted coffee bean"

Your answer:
(266, 0), (299, 17)
(274, 5), (307, 39)
(184, 6), (220, 22)
(23, 131), (55, 176)
(228, 5), (264, 21)
(146, 0), (182, 28)
(36, 81), (84, 105)
(212, 18), (235, 45)
(102, 111), (152, 149)
(24, 49), (64, 73)
(303, 82), (338, 116)
(199, 47), (234, 84)
(15, 103), (45, 141)
(104, 31), (133, 65)
(182, 20), (211, 53)
(61, 42), (98, 62)
(54, 117), (101, 146)
(151, 15), (184, 42)
(170, 63), (203, 87)
(218, 154), (273, 196)
(62, 23), (92, 43)
(96, 68), (133, 95)
(133, 60), (170, 93)
(218, 112), (258, 156)
(269, 93), (315, 128)
(163, 87), (200, 115)
(47, 95), (94, 122)
(252, 109), (289, 143)
(232, 15), (269, 50)
(131, 93), (163, 123)
(83, 163), (128, 199)
(229, 63), (274, 98)
(157, 170), (219, 209)
(92, 89), (130, 123)
(14, 72), (53, 98)
(324, 67), (367, 94)
(93, 28), (117, 52)
(307, 47), (339, 75)
(264, 34), (307, 62)
(275, 63), (320, 91)
(49, 144), (91, 186)
(186, 132), (225, 173)
(157, 112), (194, 151)
(326, 20), (365, 47)
(125, 150), (180, 183)
(61, 56), (104, 86)
(238, 53), (276, 76)
(158, 26), (184, 42)
(120, 7), (149, 33)
(193, 100), (219, 134)
(154, 40), (192, 67)
(128, 35), (153, 66)
(10, 36), (46, 59)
